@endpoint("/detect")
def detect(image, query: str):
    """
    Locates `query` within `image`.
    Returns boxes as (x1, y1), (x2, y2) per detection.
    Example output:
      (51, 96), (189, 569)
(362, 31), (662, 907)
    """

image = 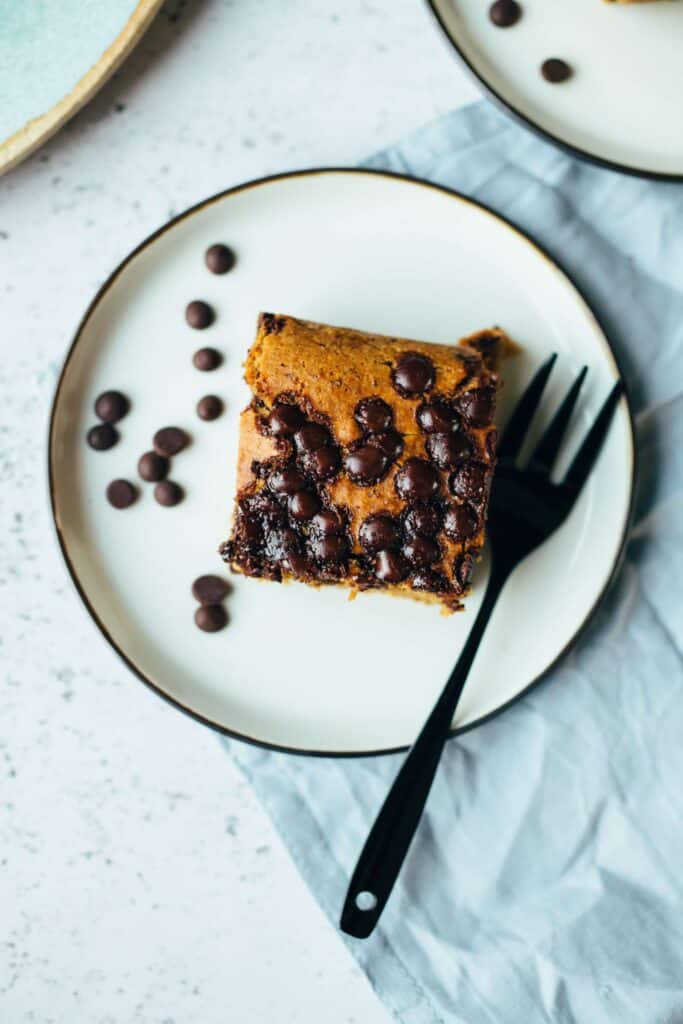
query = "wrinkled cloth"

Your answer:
(222, 103), (683, 1024)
